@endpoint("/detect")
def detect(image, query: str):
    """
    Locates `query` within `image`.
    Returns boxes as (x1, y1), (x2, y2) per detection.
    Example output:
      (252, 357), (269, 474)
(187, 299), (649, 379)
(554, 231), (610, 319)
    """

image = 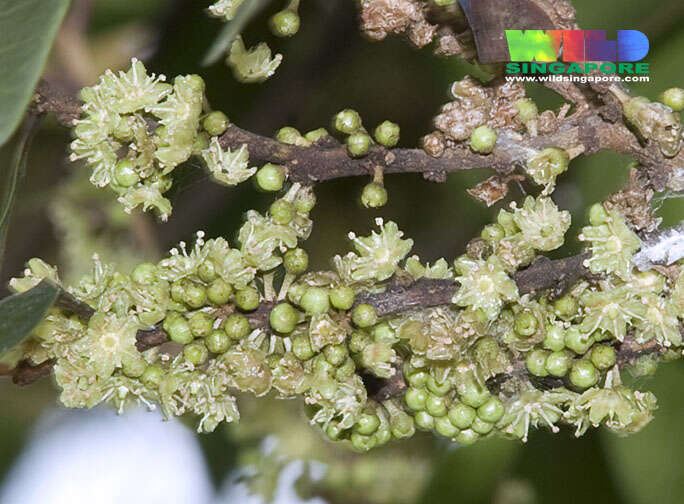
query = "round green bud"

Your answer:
(287, 283), (307, 305)
(469, 125), (498, 154)
(122, 355), (146, 378)
(275, 126), (304, 145)
(351, 432), (377, 451)
(405, 387), (428, 411)
(414, 411), (435, 431)
(189, 311), (214, 338)
(352, 303), (377, 328)
(372, 323), (395, 342)
(224, 313), (250, 340)
(114, 159), (139, 188)
(471, 417), (494, 435)
(313, 354), (334, 376)
(569, 360), (599, 389)
(269, 9), (300, 38)
(269, 200), (294, 225)
(335, 357), (356, 380)
(141, 365), (164, 389)
(202, 111), (229, 136)
(300, 287), (330, 314)
(526, 349), (549, 377)
(292, 334), (315, 360)
(545, 350), (573, 377)
(184, 283), (208, 309)
(170, 280), (185, 303)
(346, 133), (372, 157)
(497, 210), (518, 235)
(235, 287), (260, 311)
(481, 223), (505, 242)
(515, 98), (538, 123)
(532, 147), (569, 177)
(426, 375), (452, 396)
(166, 316), (193, 344)
(514, 310), (538, 337)
(304, 128), (329, 143)
(294, 190), (316, 214)
(360, 182), (388, 208)
(374, 120), (400, 147)
(543, 326), (566, 352)
(198, 260), (217, 283)
(132, 263), (157, 285)
(207, 279), (233, 305)
(407, 370), (429, 388)
(324, 344), (347, 366)
(590, 345), (617, 370)
(348, 329), (371, 354)
(325, 423), (343, 441)
(553, 295), (577, 319)
(460, 380), (490, 408)
(334, 109), (362, 134)
(391, 411), (415, 438)
(660, 87), (684, 112)
(184, 342), (208, 365)
(184, 74), (205, 93)
(448, 403), (477, 429)
(631, 355), (658, 376)
(565, 327), (593, 355)
(455, 428), (479, 445)
(255, 164), (286, 192)
(588, 203), (609, 226)
(477, 397), (504, 423)
(269, 303), (299, 333)
(283, 248), (309, 274)
(435, 415), (458, 437)
(355, 413), (381, 435)
(426, 394), (448, 417)
(329, 285), (355, 310)
(205, 329), (230, 354)
(375, 426), (391, 446)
